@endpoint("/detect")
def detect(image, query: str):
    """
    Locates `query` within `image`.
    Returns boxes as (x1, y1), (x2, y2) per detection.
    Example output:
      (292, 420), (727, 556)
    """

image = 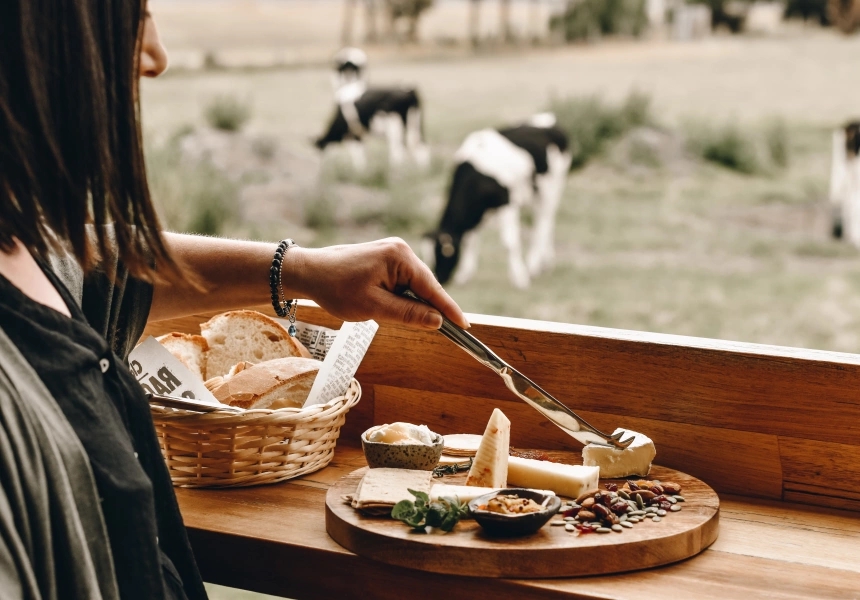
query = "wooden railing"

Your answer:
(144, 300), (860, 512)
